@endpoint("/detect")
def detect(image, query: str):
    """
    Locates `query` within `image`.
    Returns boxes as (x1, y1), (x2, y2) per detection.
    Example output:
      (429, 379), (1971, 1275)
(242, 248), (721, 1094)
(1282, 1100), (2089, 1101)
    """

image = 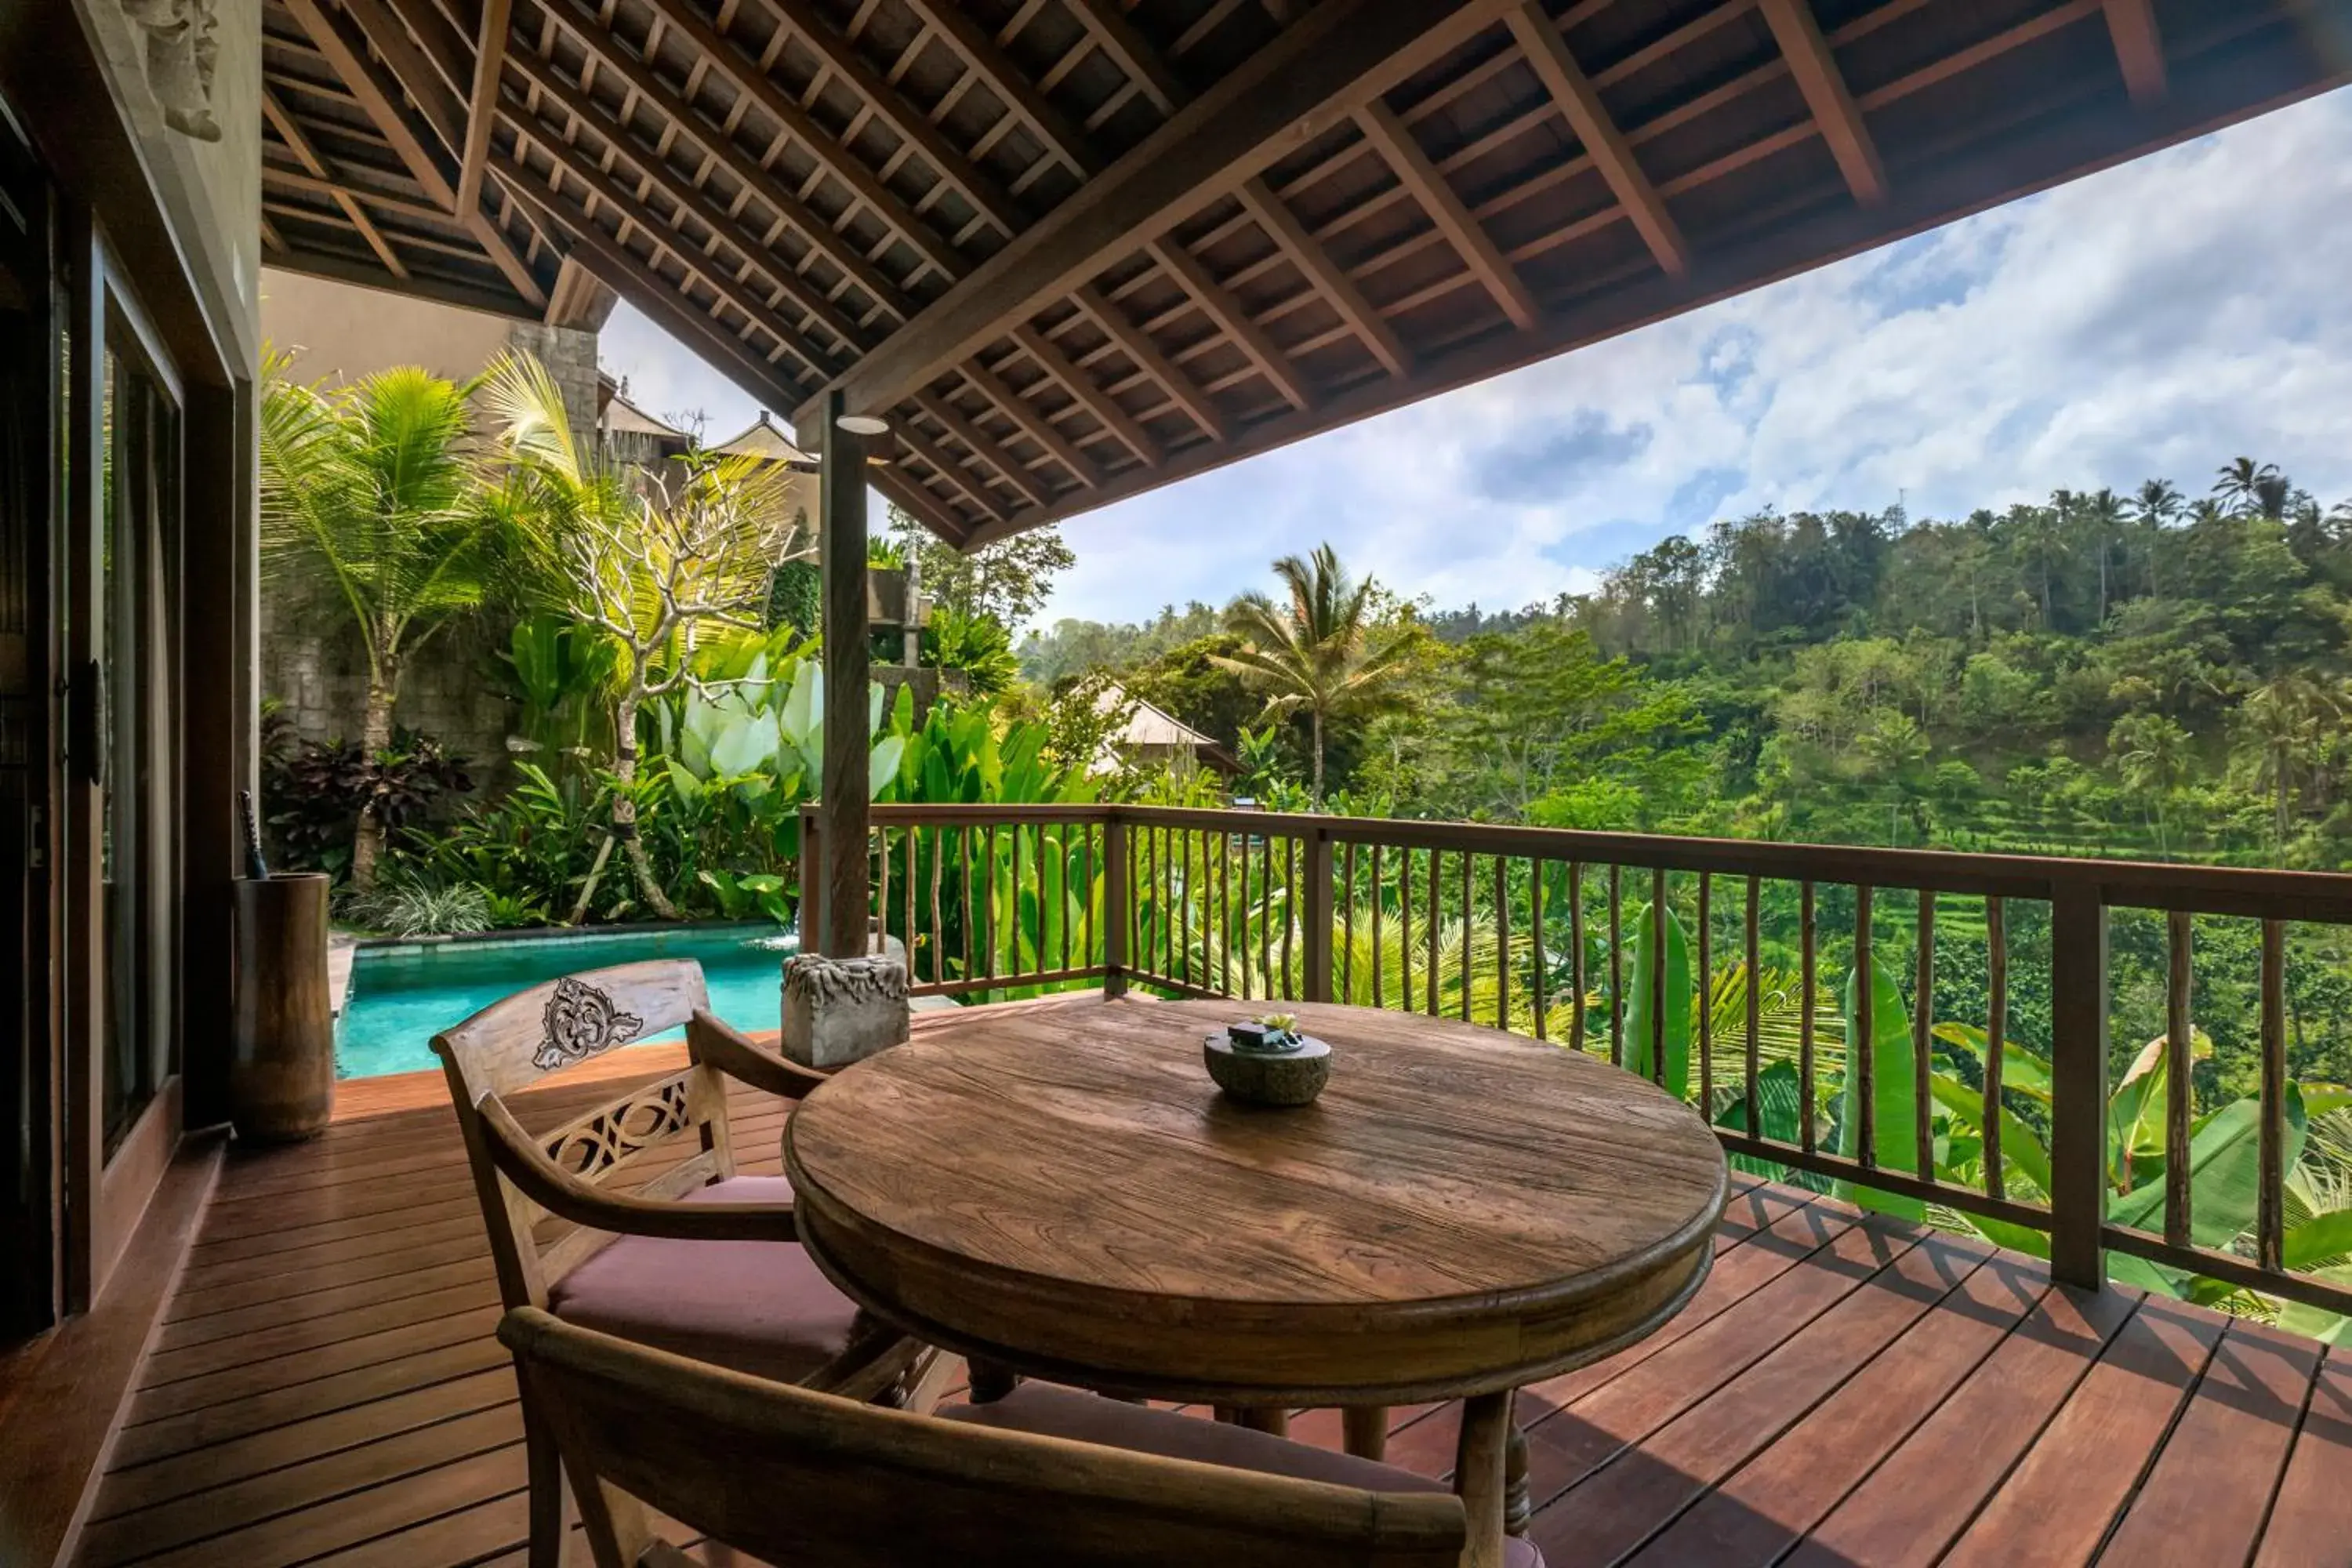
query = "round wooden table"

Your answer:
(785, 996), (1726, 1566)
